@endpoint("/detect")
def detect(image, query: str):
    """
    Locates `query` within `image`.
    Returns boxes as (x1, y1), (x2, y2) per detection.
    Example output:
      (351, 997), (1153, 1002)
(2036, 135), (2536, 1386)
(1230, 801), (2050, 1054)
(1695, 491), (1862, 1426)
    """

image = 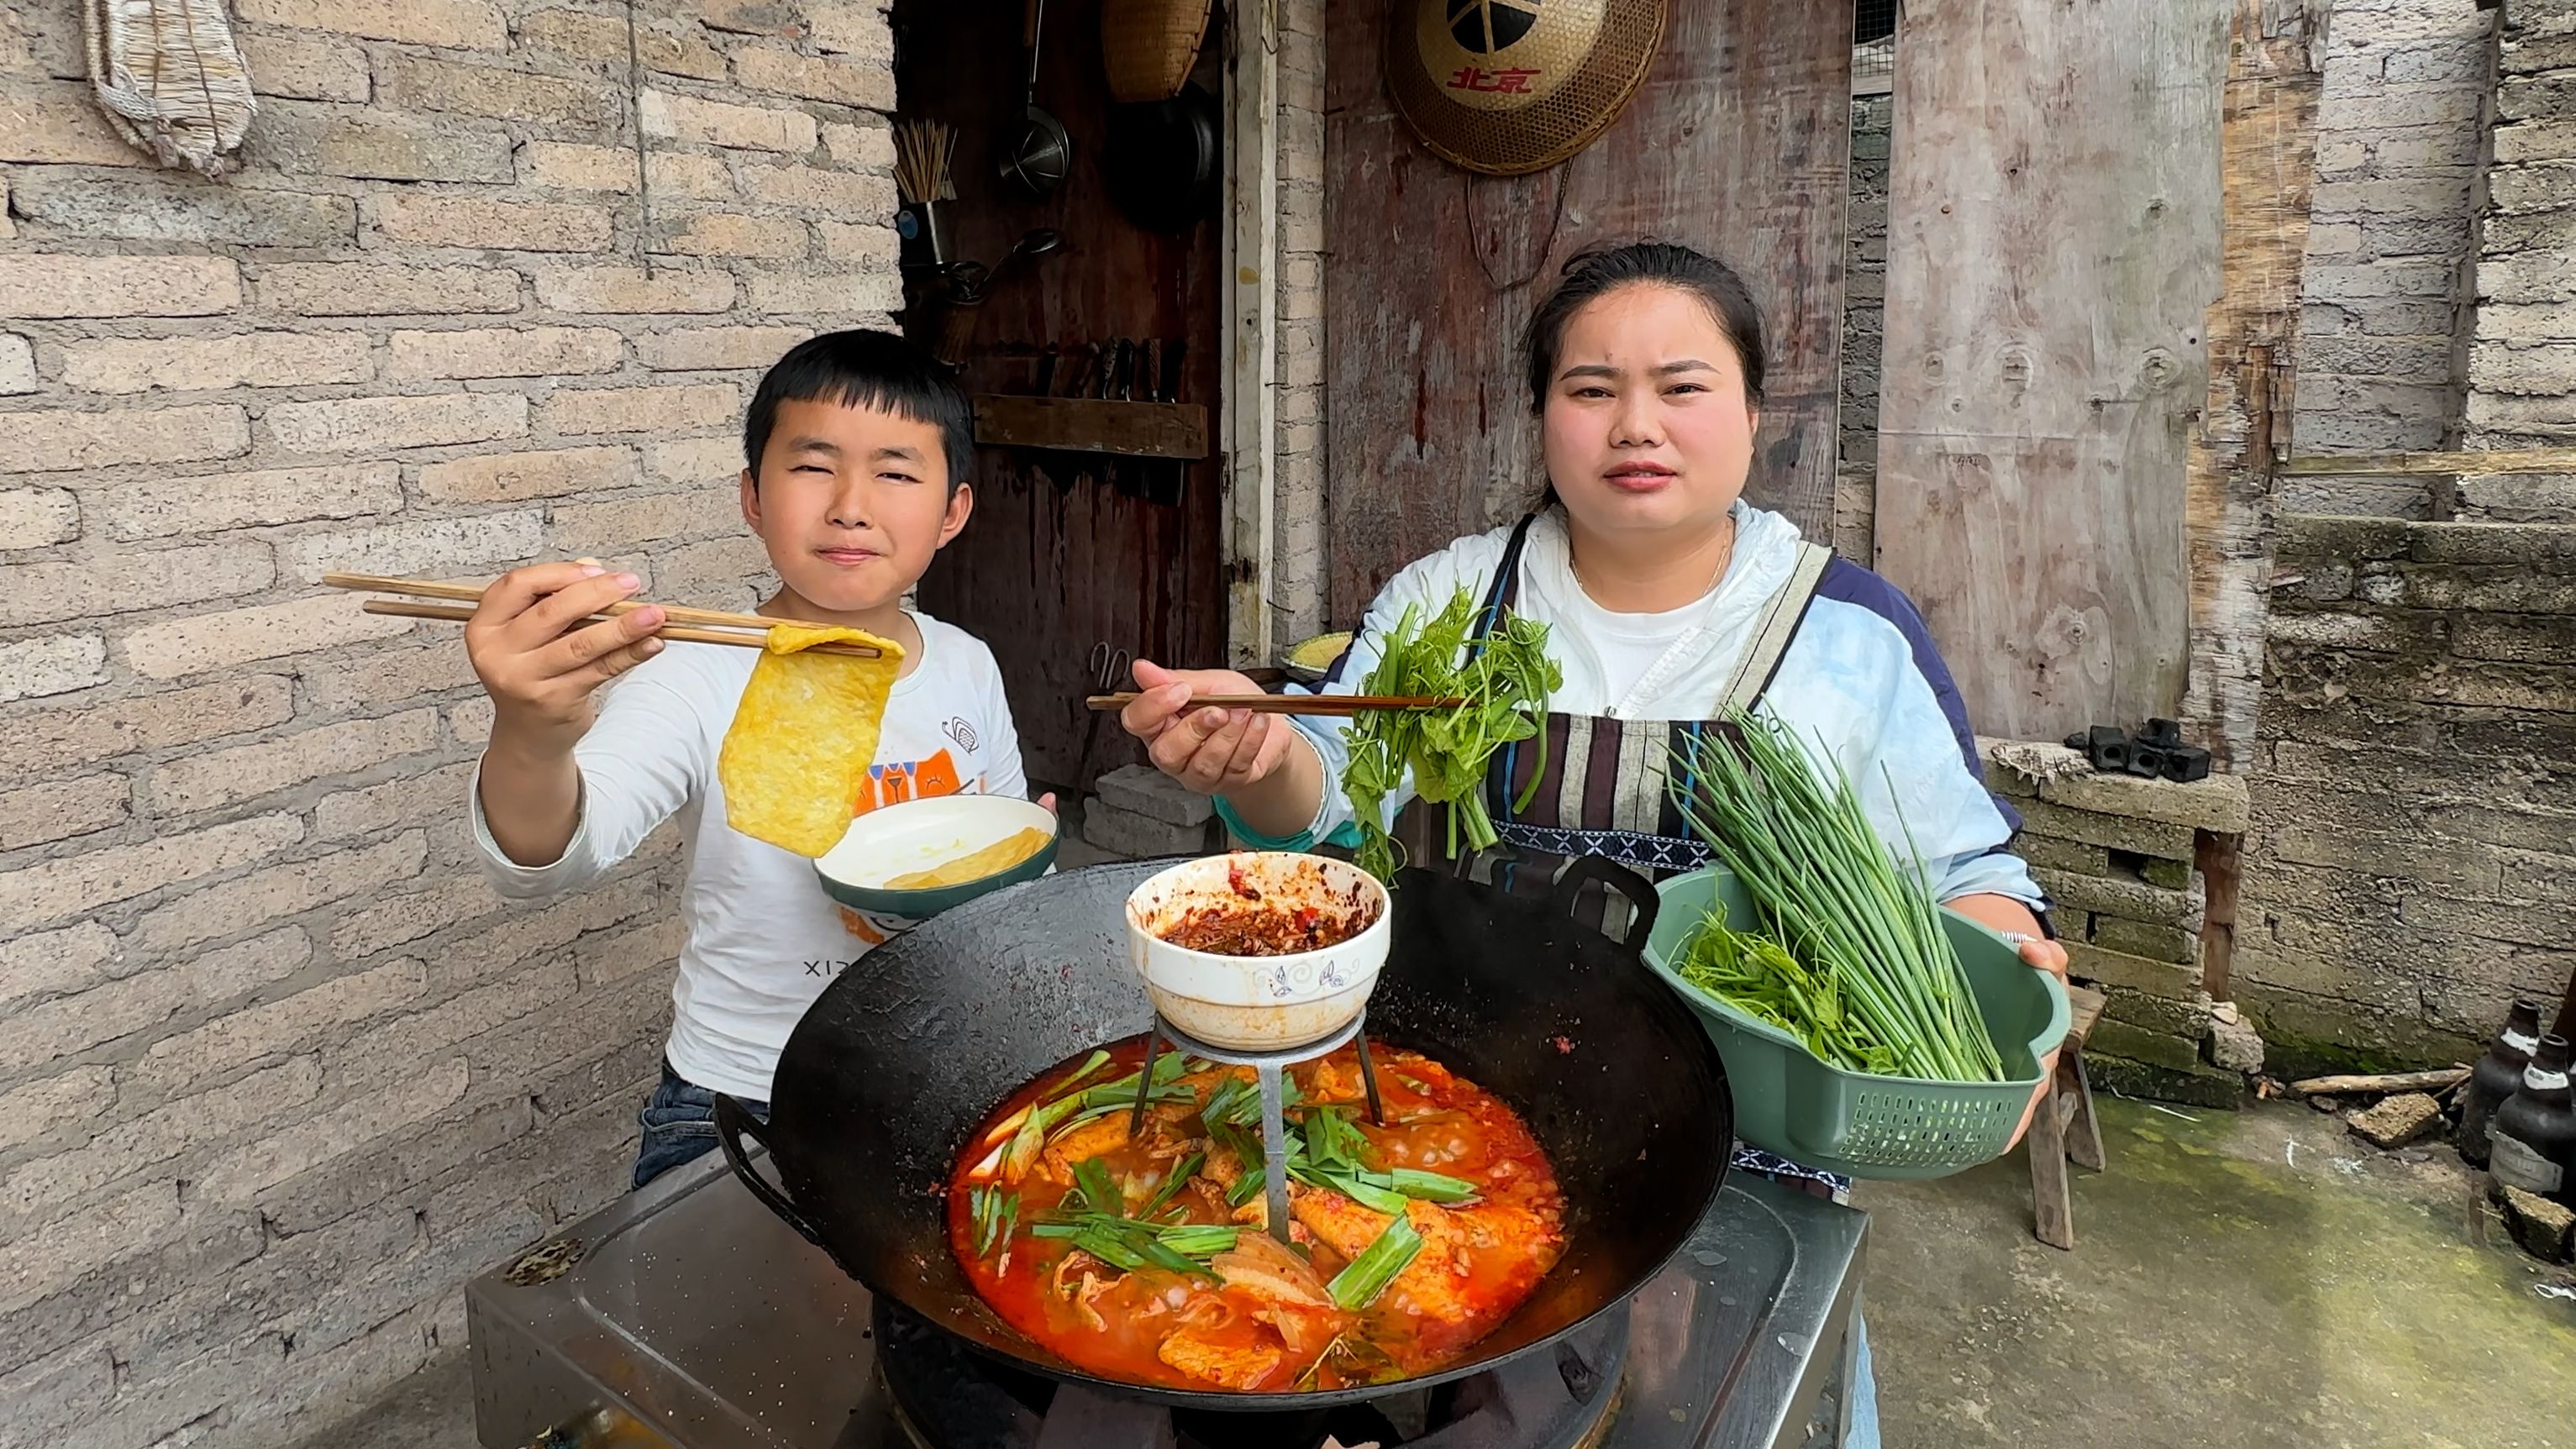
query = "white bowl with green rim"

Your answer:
(814, 794), (1059, 932)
